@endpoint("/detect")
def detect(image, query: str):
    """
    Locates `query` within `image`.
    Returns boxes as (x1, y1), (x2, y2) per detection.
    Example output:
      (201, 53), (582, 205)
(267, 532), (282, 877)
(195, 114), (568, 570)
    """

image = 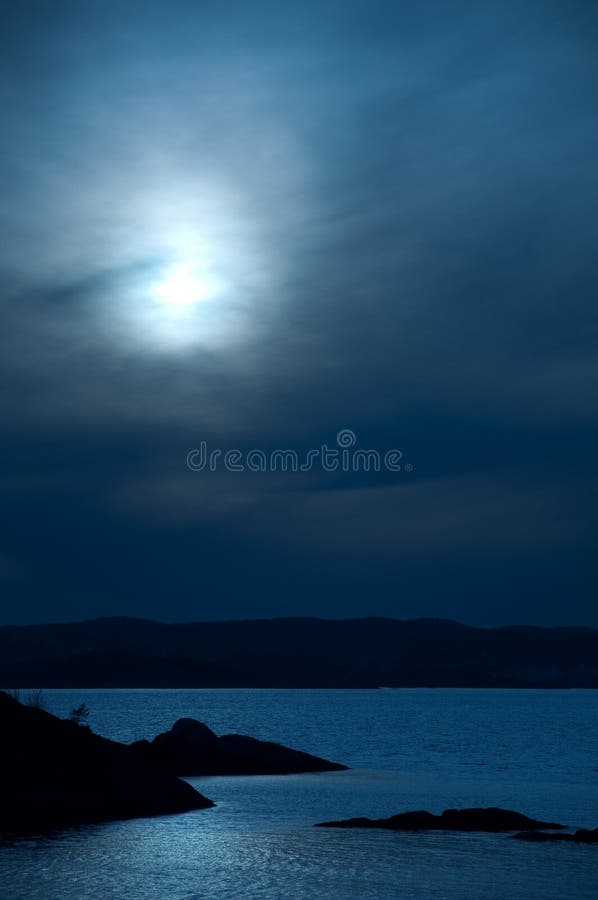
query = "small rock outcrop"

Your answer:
(131, 717), (348, 775)
(0, 692), (214, 835)
(513, 827), (598, 843)
(315, 807), (565, 832)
